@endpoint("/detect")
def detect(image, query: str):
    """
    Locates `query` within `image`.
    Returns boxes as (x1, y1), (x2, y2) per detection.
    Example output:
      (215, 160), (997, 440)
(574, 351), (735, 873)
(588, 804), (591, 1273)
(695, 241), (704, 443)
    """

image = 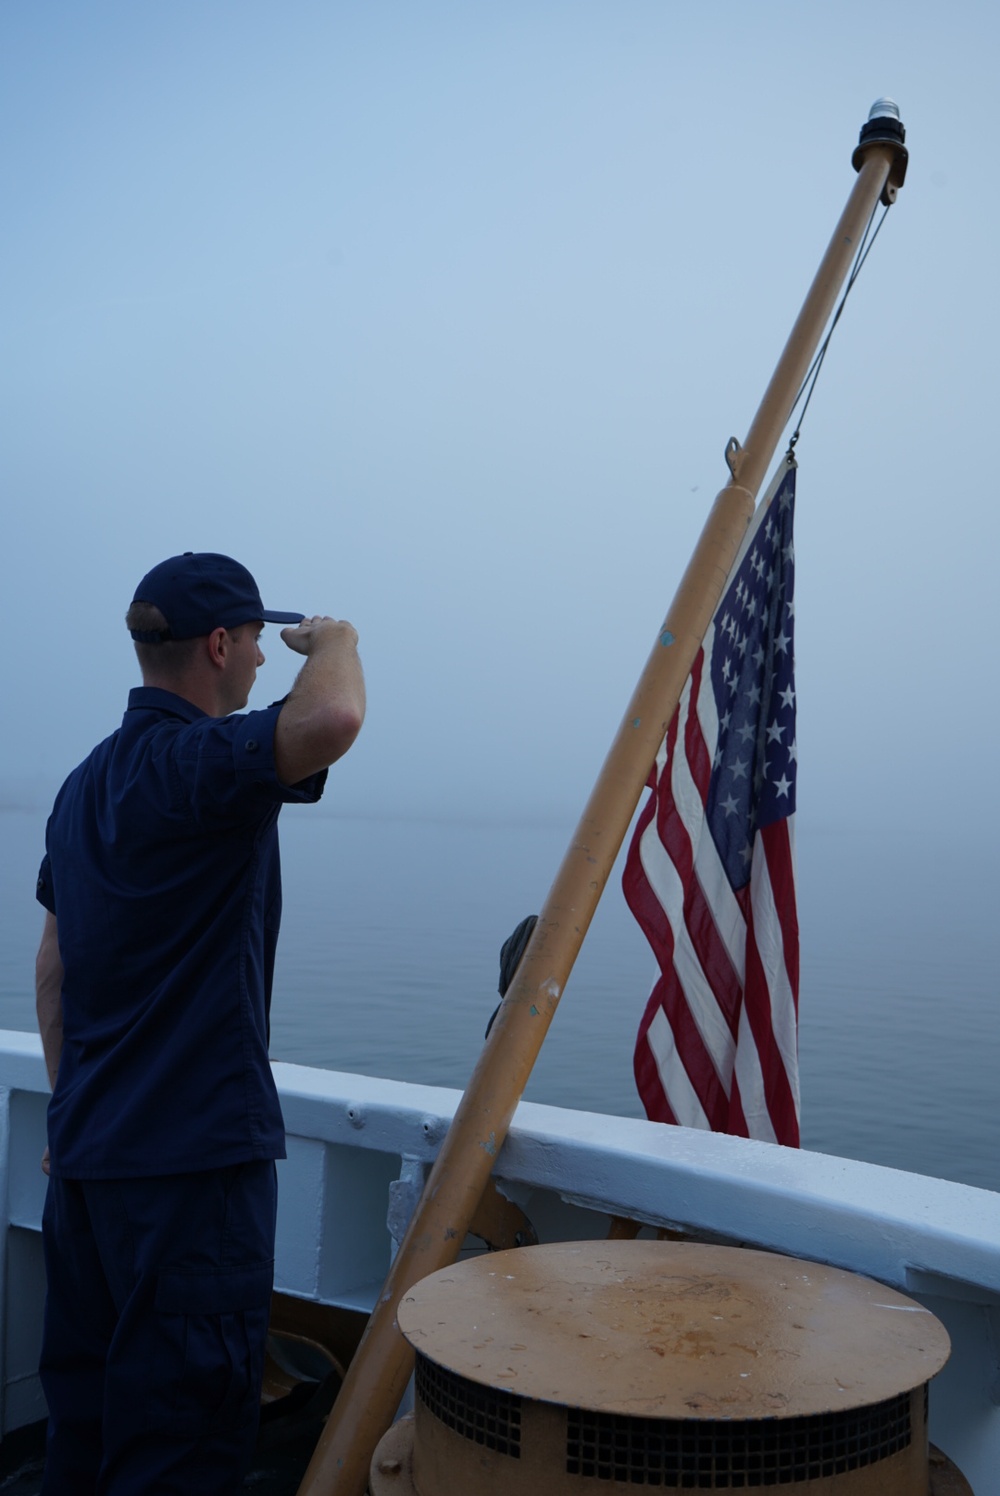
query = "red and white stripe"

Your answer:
(624, 491), (800, 1146)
